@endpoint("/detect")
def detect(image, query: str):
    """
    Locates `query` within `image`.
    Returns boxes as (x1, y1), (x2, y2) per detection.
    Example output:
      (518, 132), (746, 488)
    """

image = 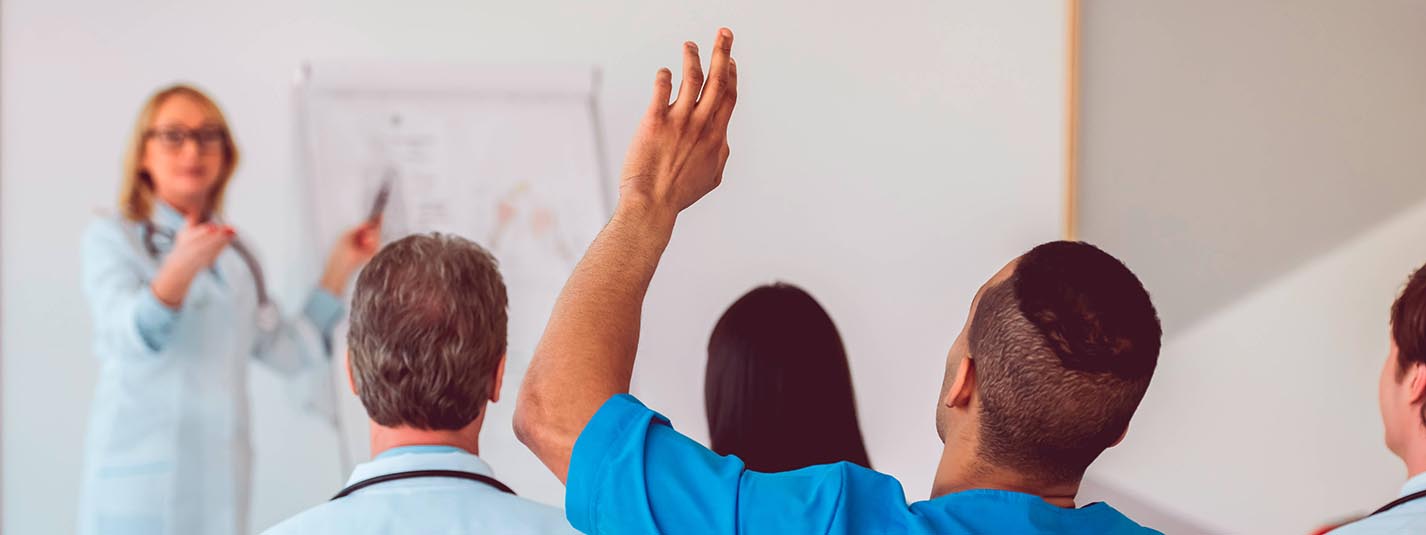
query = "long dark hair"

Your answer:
(705, 283), (871, 472)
